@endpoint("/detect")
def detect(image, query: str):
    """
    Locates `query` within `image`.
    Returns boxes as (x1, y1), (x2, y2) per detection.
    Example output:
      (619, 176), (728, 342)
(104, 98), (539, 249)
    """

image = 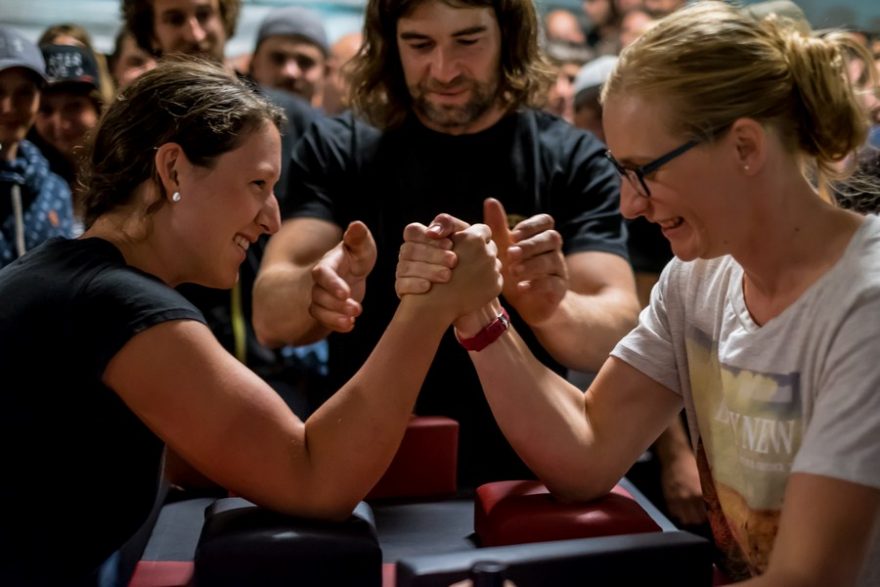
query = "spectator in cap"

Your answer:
(39, 23), (117, 106)
(248, 7), (330, 108)
(0, 26), (75, 268)
(29, 44), (103, 203)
